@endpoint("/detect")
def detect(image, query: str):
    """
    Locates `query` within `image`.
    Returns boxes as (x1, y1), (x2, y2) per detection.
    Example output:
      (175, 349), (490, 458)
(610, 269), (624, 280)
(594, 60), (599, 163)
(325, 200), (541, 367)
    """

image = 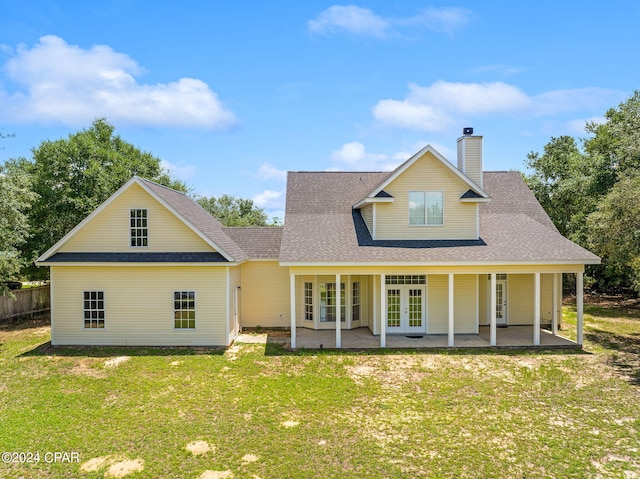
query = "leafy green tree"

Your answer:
(0, 166), (37, 296)
(587, 173), (640, 293)
(6, 118), (188, 276)
(197, 194), (268, 226)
